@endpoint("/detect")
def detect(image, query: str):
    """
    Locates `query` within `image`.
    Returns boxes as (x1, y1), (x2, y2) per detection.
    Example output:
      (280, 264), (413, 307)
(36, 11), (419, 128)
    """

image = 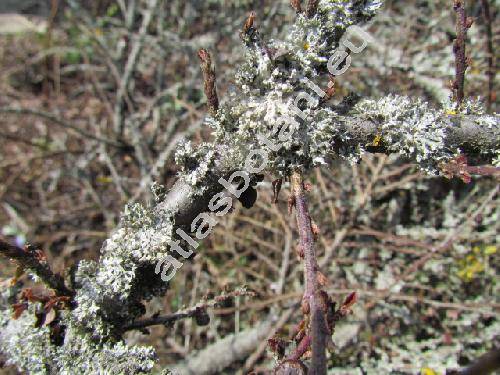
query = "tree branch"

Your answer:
(122, 288), (254, 332)
(156, 111), (499, 228)
(448, 347), (500, 375)
(198, 49), (219, 117)
(290, 170), (327, 375)
(171, 319), (276, 375)
(452, 0), (472, 107)
(0, 237), (74, 297)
